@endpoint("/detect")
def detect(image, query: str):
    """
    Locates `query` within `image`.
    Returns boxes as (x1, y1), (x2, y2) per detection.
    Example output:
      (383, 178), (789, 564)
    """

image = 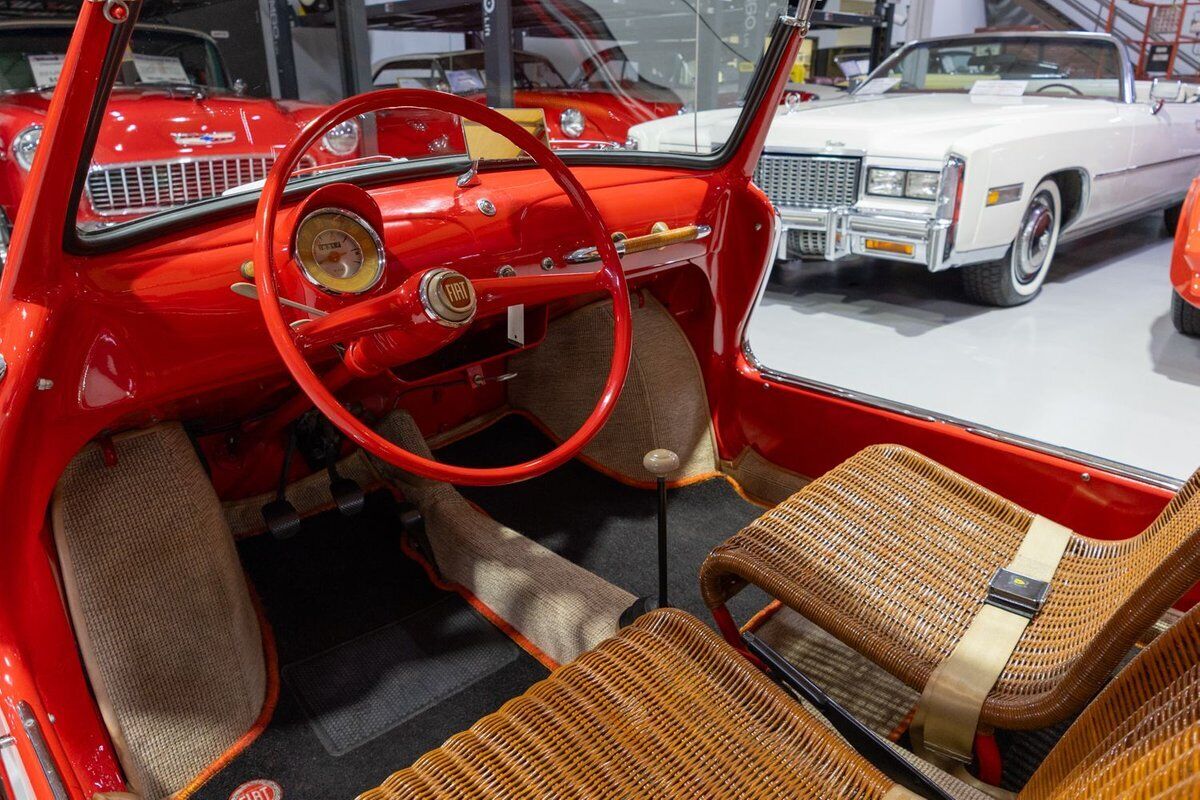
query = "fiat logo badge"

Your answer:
(421, 269), (477, 327)
(229, 779), (282, 800)
(439, 274), (473, 311)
